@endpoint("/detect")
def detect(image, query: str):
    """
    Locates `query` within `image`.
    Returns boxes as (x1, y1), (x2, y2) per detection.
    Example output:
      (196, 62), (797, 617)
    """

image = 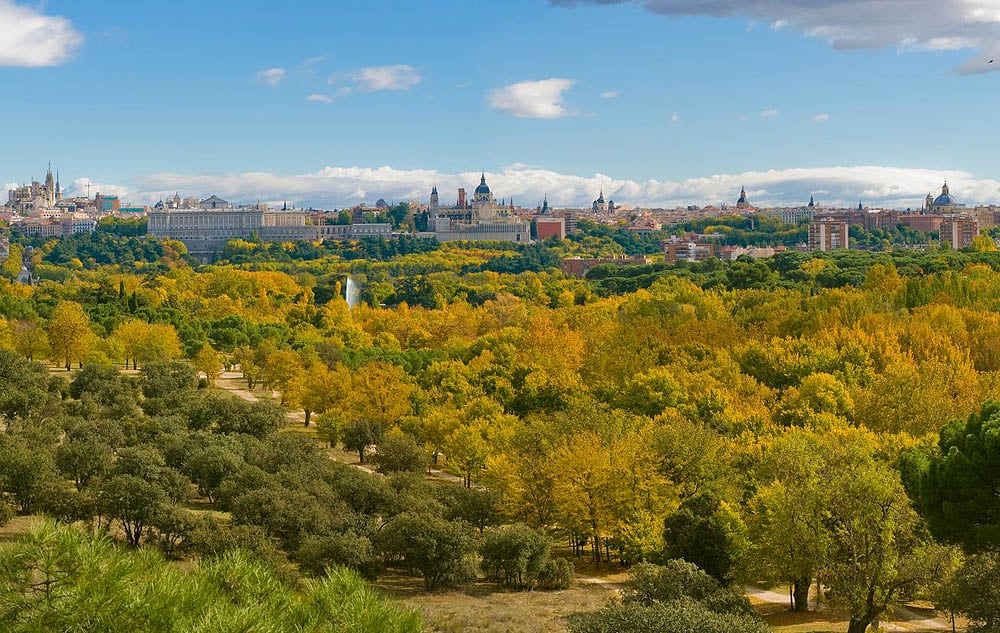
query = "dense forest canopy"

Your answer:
(1, 228), (1000, 633)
